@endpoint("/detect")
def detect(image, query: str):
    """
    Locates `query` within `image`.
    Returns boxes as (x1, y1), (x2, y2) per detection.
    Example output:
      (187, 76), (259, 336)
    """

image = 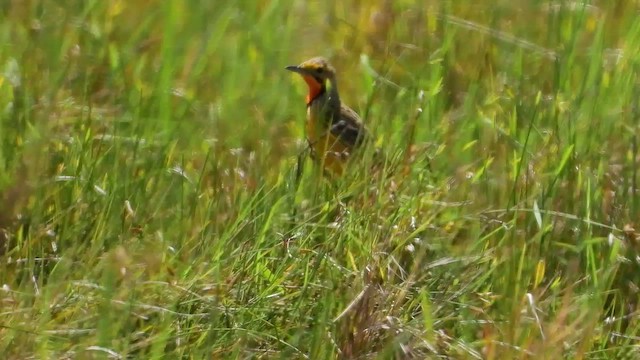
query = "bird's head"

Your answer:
(286, 57), (337, 103)
(286, 57), (336, 83)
